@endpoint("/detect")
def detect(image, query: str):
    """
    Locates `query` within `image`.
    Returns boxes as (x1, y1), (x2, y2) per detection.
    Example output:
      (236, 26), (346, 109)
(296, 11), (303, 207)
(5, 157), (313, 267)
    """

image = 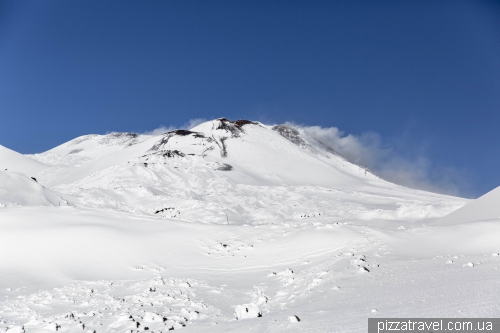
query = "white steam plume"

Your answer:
(288, 123), (470, 197)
